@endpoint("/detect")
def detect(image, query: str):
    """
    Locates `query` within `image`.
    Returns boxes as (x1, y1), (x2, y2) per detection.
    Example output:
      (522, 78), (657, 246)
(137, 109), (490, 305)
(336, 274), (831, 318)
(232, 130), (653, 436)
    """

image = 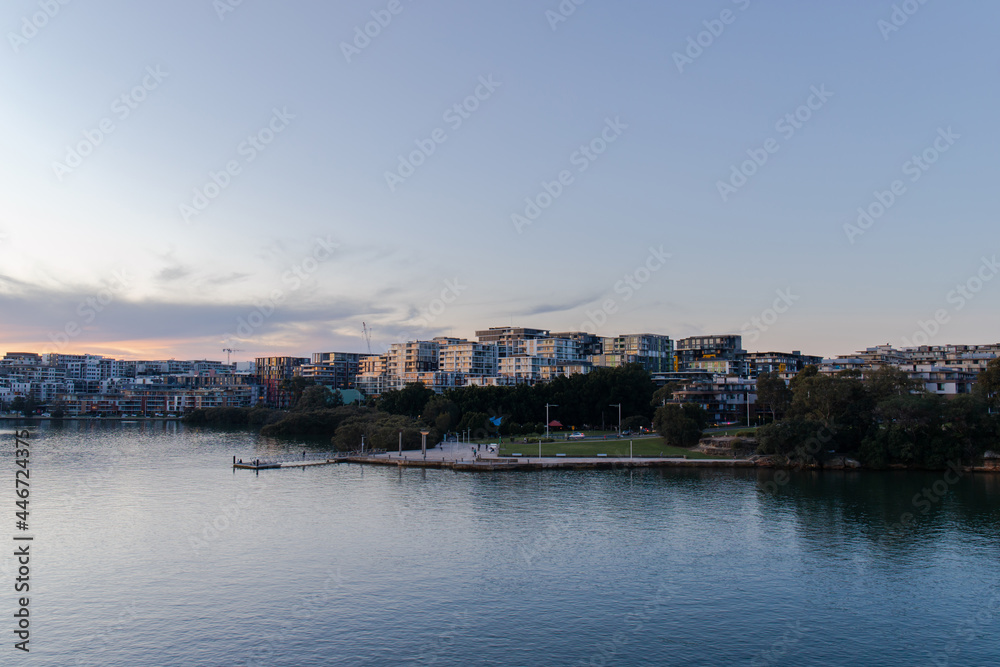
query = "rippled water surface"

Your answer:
(5, 421), (1000, 666)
